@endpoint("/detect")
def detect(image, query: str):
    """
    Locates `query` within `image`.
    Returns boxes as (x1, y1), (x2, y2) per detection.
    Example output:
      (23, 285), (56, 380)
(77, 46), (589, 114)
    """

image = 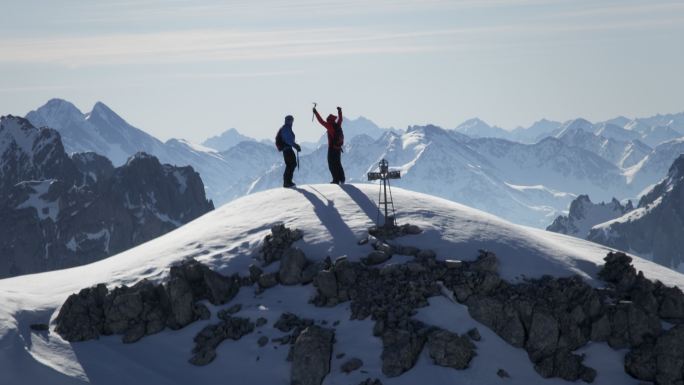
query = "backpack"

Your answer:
(275, 128), (285, 151)
(332, 121), (344, 149)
